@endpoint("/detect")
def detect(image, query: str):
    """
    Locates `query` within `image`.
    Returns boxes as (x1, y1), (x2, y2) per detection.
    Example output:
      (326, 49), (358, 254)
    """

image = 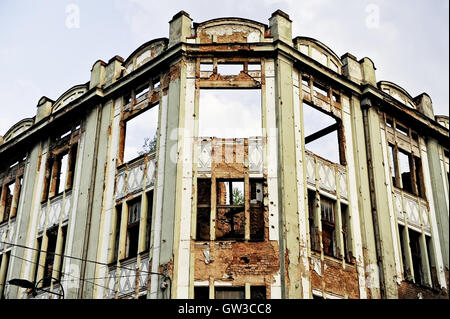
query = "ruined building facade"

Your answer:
(0, 11), (448, 299)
